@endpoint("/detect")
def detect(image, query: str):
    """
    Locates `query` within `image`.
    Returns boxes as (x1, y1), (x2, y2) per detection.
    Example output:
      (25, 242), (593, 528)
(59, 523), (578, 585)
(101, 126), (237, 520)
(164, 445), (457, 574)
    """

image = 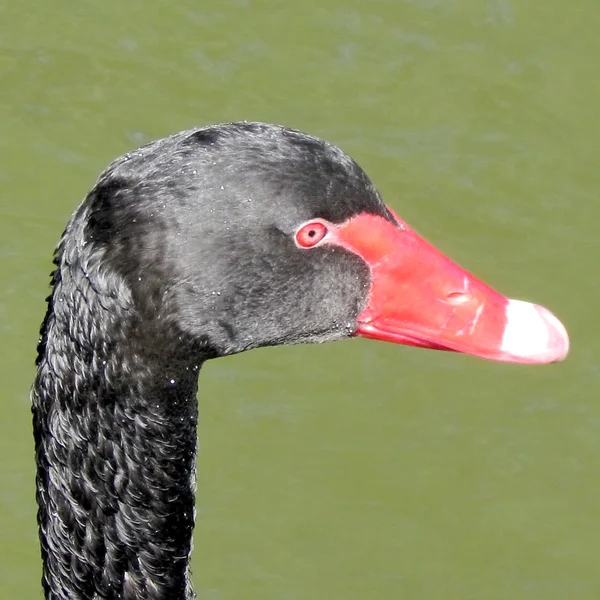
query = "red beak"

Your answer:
(333, 210), (569, 364)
